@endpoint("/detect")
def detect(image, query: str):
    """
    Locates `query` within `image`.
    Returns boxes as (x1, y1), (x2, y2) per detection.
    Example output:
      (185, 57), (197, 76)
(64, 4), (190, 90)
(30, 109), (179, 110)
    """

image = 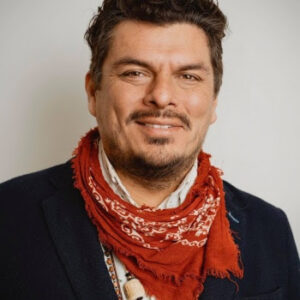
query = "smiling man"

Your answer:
(0, 1), (299, 300)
